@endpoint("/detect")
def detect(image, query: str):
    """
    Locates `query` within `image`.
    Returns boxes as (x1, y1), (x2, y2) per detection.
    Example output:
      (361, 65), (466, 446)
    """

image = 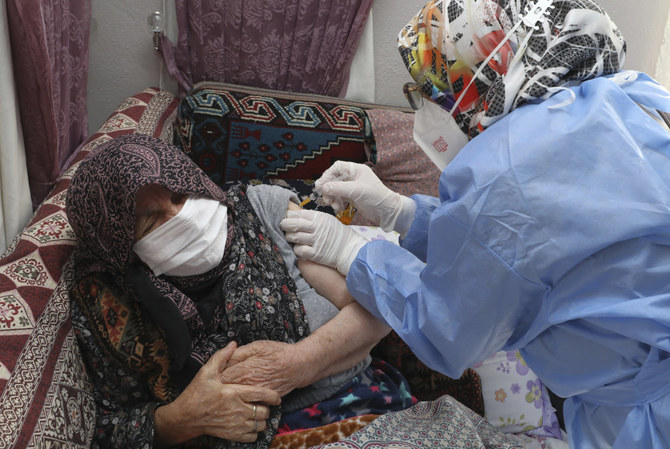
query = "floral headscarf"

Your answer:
(66, 134), (230, 389)
(67, 133), (225, 276)
(398, 0), (626, 138)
